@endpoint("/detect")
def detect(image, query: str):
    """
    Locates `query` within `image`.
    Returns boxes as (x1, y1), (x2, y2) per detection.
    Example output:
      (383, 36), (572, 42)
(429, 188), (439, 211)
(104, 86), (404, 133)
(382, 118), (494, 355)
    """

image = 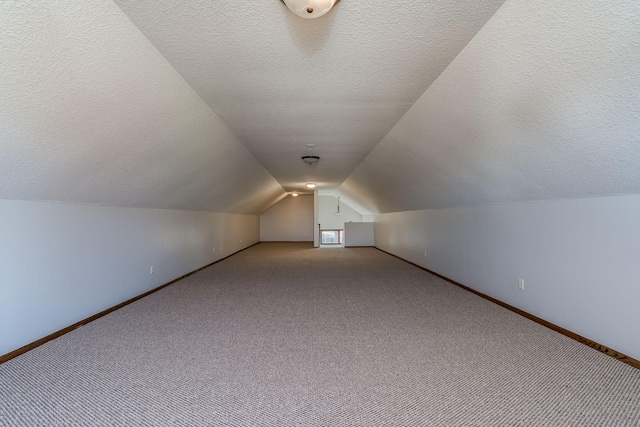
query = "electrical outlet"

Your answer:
(212, 247), (215, 253)
(518, 279), (525, 290)
(150, 266), (154, 274)
(424, 250), (427, 257)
